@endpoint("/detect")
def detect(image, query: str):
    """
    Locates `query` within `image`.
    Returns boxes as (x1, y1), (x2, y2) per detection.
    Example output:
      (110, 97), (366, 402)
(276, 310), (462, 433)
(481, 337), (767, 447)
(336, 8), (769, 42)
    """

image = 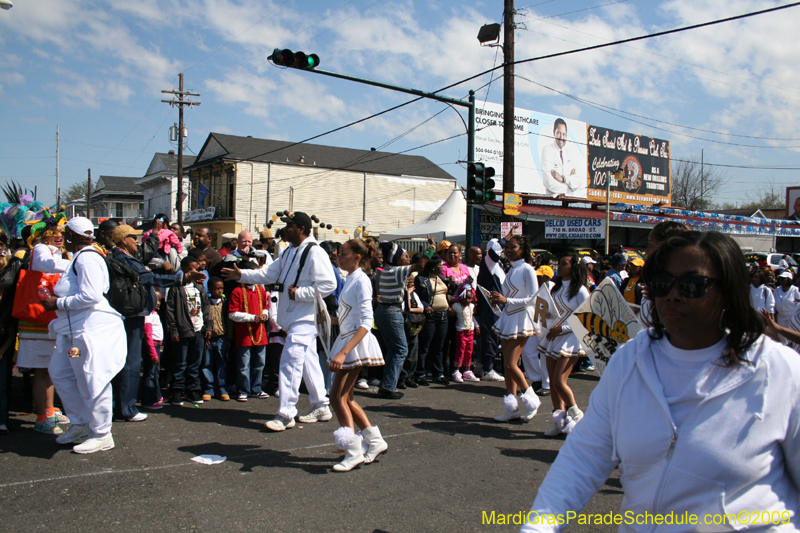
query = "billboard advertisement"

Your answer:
(586, 126), (671, 206)
(473, 101), (671, 206)
(786, 186), (800, 220)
